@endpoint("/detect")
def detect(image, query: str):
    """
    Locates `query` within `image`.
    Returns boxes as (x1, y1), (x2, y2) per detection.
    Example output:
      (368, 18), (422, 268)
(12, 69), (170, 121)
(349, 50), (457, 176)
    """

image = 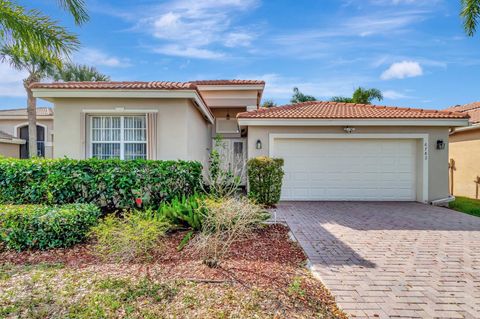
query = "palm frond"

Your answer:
(461, 0), (480, 36)
(0, 1), (80, 58)
(57, 0), (89, 25)
(51, 63), (110, 82)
